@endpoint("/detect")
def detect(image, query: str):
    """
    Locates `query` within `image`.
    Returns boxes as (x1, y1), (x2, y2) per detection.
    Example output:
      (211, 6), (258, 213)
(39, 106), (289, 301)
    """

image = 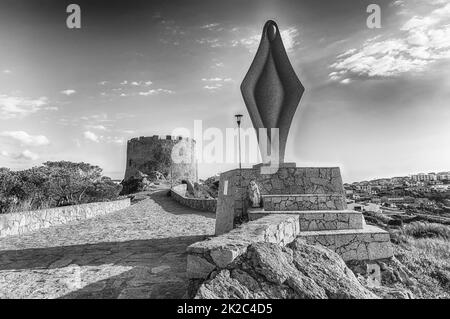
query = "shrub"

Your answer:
(0, 161), (121, 214)
(402, 222), (450, 240)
